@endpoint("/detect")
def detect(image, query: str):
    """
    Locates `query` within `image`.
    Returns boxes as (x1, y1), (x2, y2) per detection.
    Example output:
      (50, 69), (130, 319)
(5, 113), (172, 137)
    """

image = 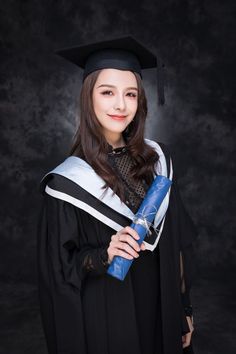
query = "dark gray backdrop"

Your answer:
(0, 1), (235, 353)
